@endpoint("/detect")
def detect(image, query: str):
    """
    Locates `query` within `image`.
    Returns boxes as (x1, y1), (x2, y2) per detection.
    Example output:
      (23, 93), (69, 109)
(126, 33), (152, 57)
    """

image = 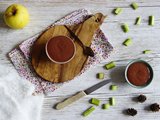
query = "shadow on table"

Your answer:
(122, 109), (129, 116)
(0, 11), (9, 29)
(108, 65), (127, 84)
